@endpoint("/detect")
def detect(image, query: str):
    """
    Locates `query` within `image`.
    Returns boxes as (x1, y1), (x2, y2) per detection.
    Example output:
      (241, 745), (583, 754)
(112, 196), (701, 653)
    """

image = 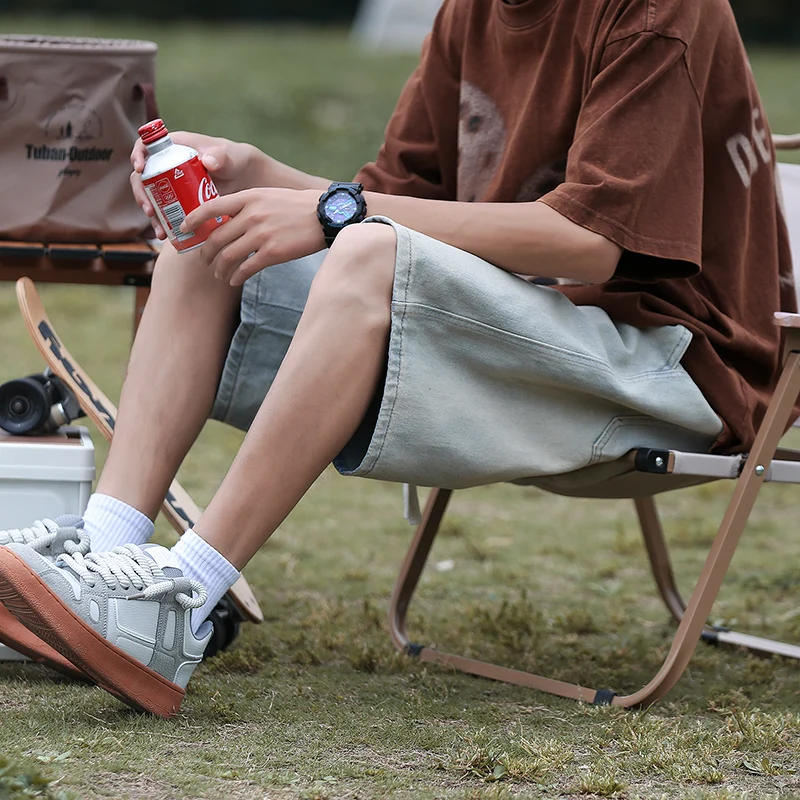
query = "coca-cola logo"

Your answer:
(198, 176), (219, 205)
